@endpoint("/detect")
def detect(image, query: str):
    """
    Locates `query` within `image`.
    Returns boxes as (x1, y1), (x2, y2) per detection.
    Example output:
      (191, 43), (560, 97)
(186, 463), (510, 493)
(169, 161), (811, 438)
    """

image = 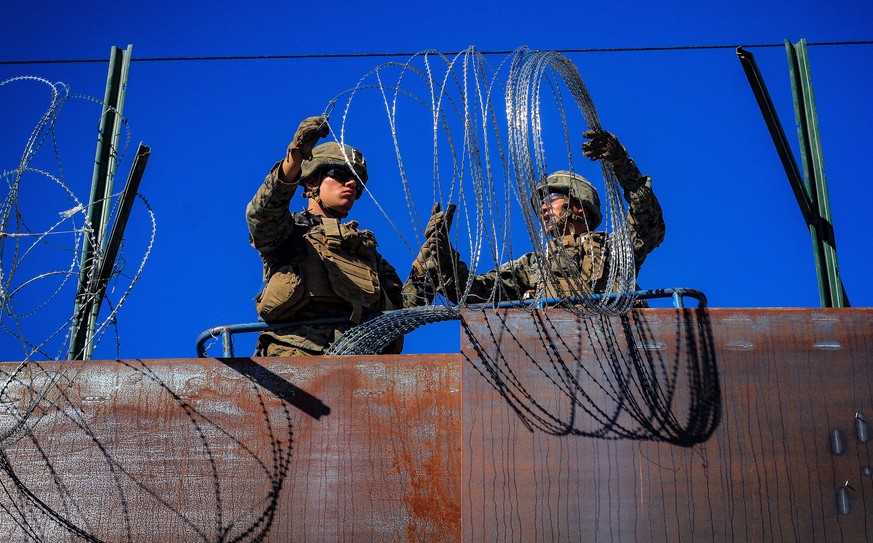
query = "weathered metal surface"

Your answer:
(460, 307), (873, 543)
(2, 308), (873, 542)
(0, 355), (461, 542)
